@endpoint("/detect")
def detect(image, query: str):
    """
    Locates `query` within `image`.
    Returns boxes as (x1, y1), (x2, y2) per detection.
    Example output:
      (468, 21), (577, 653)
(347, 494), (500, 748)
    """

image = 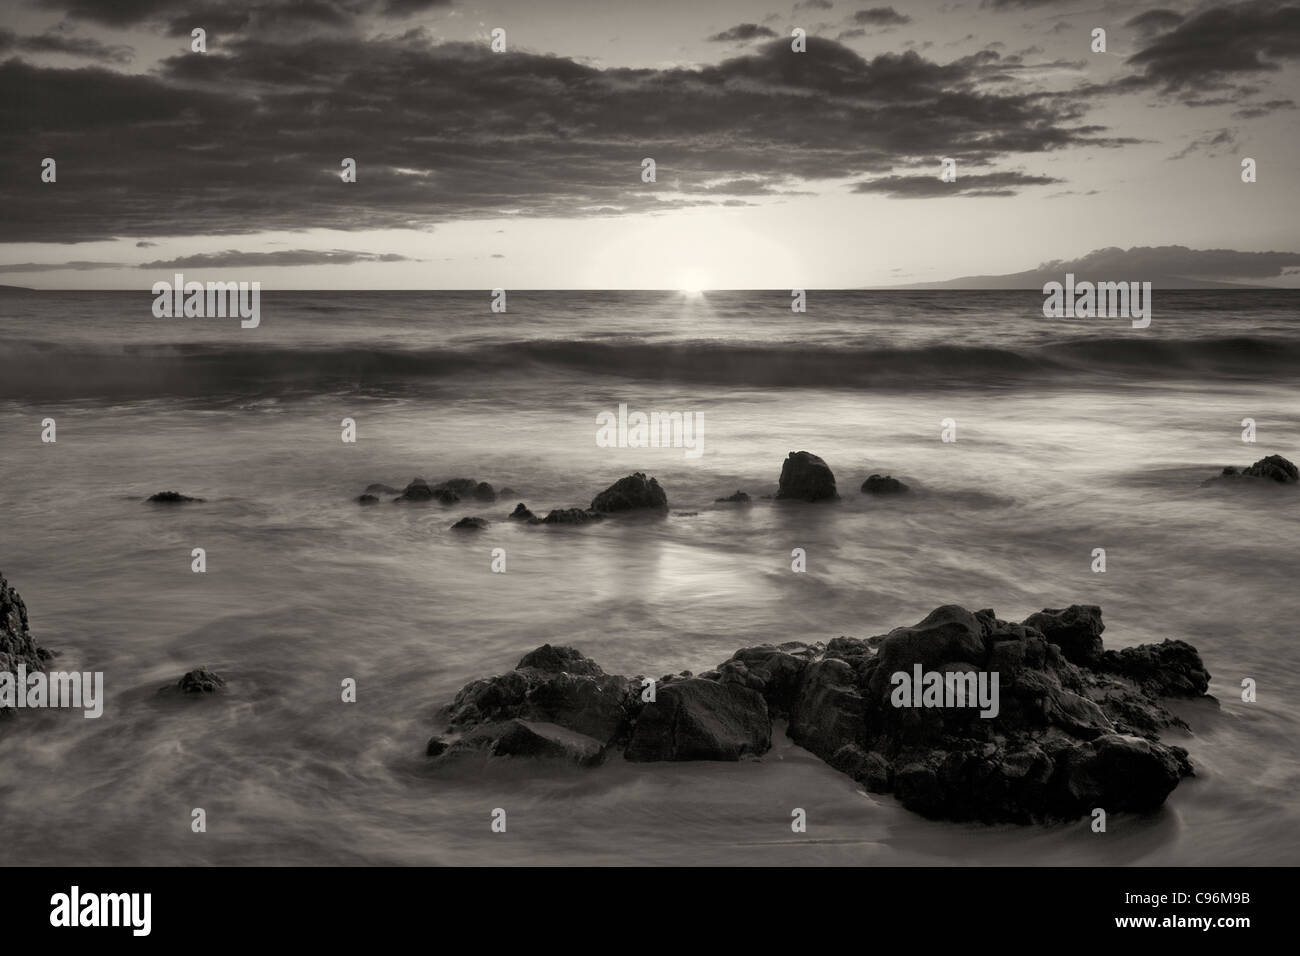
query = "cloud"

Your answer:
(1168, 128), (1239, 160)
(32, 0), (449, 28)
(137, 249), (421, 268)
(707, 24), (779, 42)
(0, 37), (1129, 243)
(851, 7), (911, 27)
(796, 0), (834, 10)
(1233, 97), (1297, 118)
(1125, 9), (1185, 38)
(0, 28), (133, 63)
(1126, 1), (1300, 94)
(1044, 245), (1300, 281)
(851, 170), (1062, 197)
(0, 260), (120, 273)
